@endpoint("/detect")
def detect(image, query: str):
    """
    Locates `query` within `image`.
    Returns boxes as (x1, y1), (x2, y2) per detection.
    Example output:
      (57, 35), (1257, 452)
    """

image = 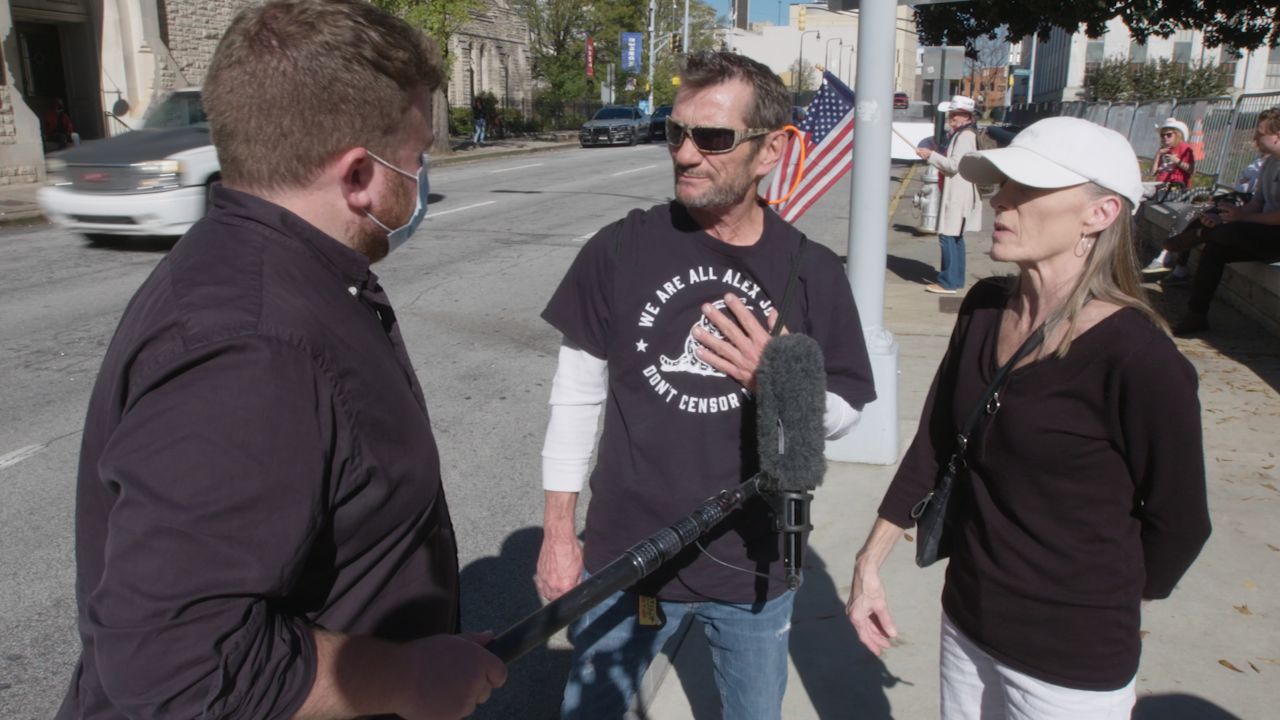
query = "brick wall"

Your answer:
(1, 88), (18, 145)
(448, 2), (533, 110)
(160, 0), (257, 87)
(0, 88), (39, 185)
